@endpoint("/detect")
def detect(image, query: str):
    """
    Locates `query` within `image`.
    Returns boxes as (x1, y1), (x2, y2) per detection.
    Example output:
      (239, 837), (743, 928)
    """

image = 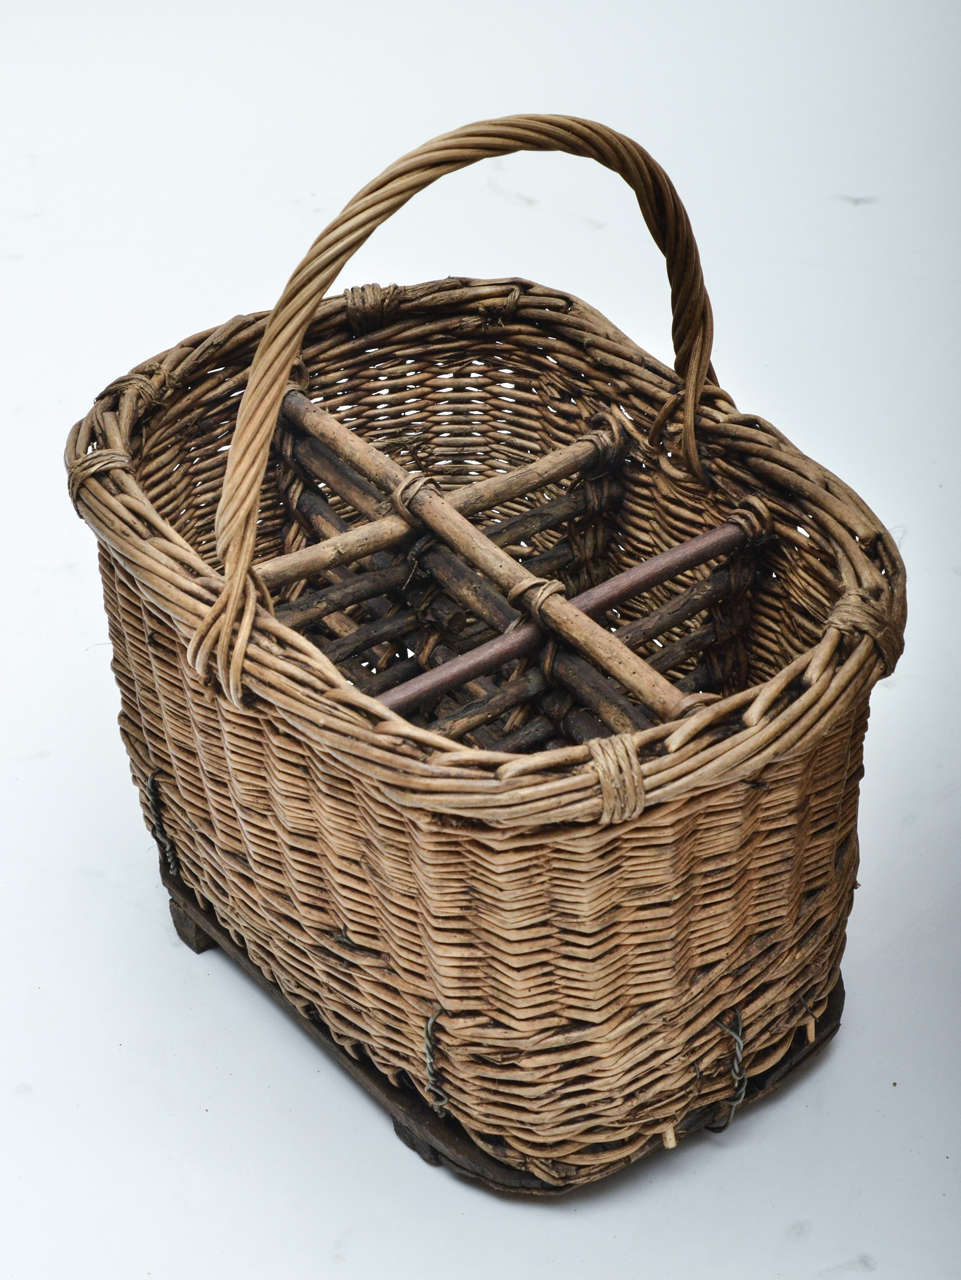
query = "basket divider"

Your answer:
(282, 414), (649, 735)
(278, 451), (508, 743)
(255, 391), (627, 589)
(285, 485), (411, 666)
(278, 431), (619, 632)
(381, 527), (747, 717)
(282, 393), (691, 721)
